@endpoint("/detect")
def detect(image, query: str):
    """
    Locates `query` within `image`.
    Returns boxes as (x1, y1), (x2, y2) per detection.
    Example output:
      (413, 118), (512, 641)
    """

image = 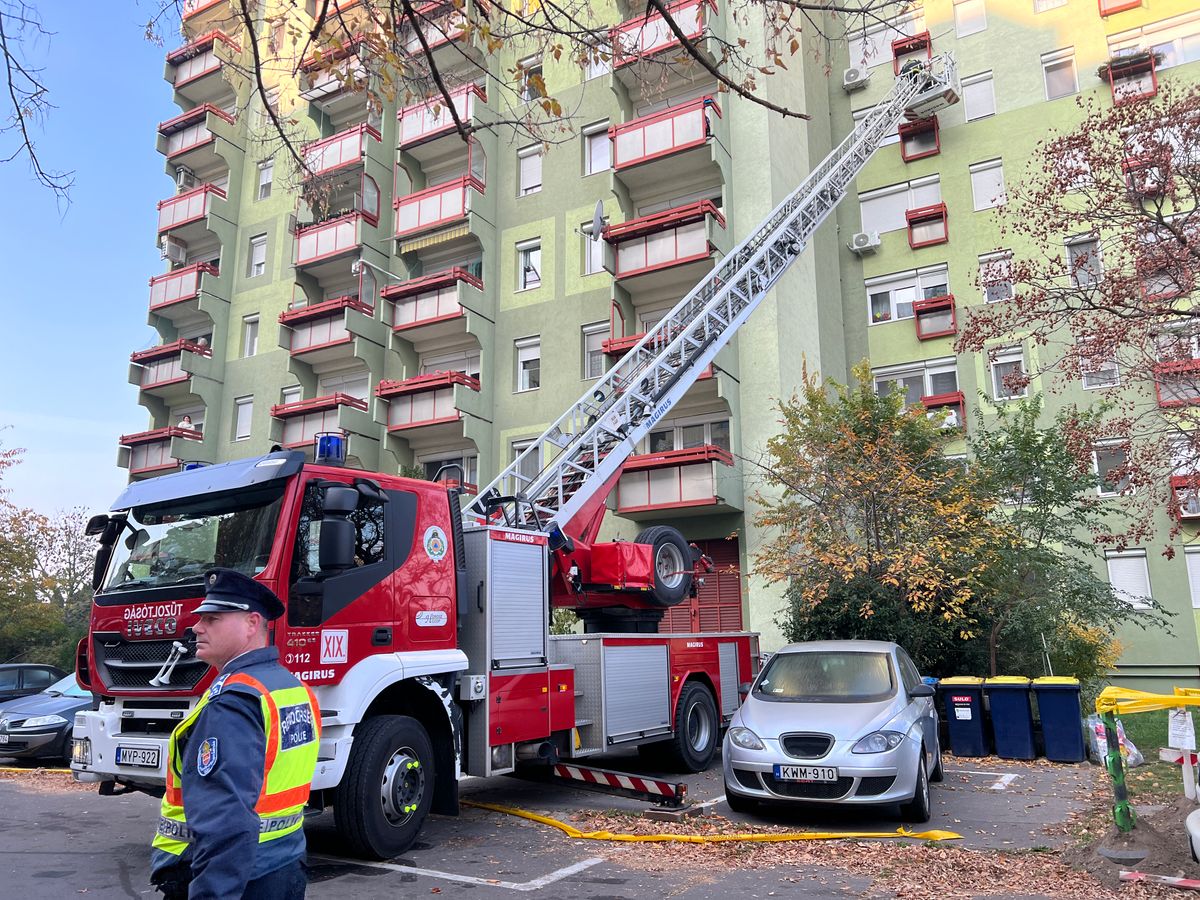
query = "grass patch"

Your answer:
(1117, 710), (1170, 755)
